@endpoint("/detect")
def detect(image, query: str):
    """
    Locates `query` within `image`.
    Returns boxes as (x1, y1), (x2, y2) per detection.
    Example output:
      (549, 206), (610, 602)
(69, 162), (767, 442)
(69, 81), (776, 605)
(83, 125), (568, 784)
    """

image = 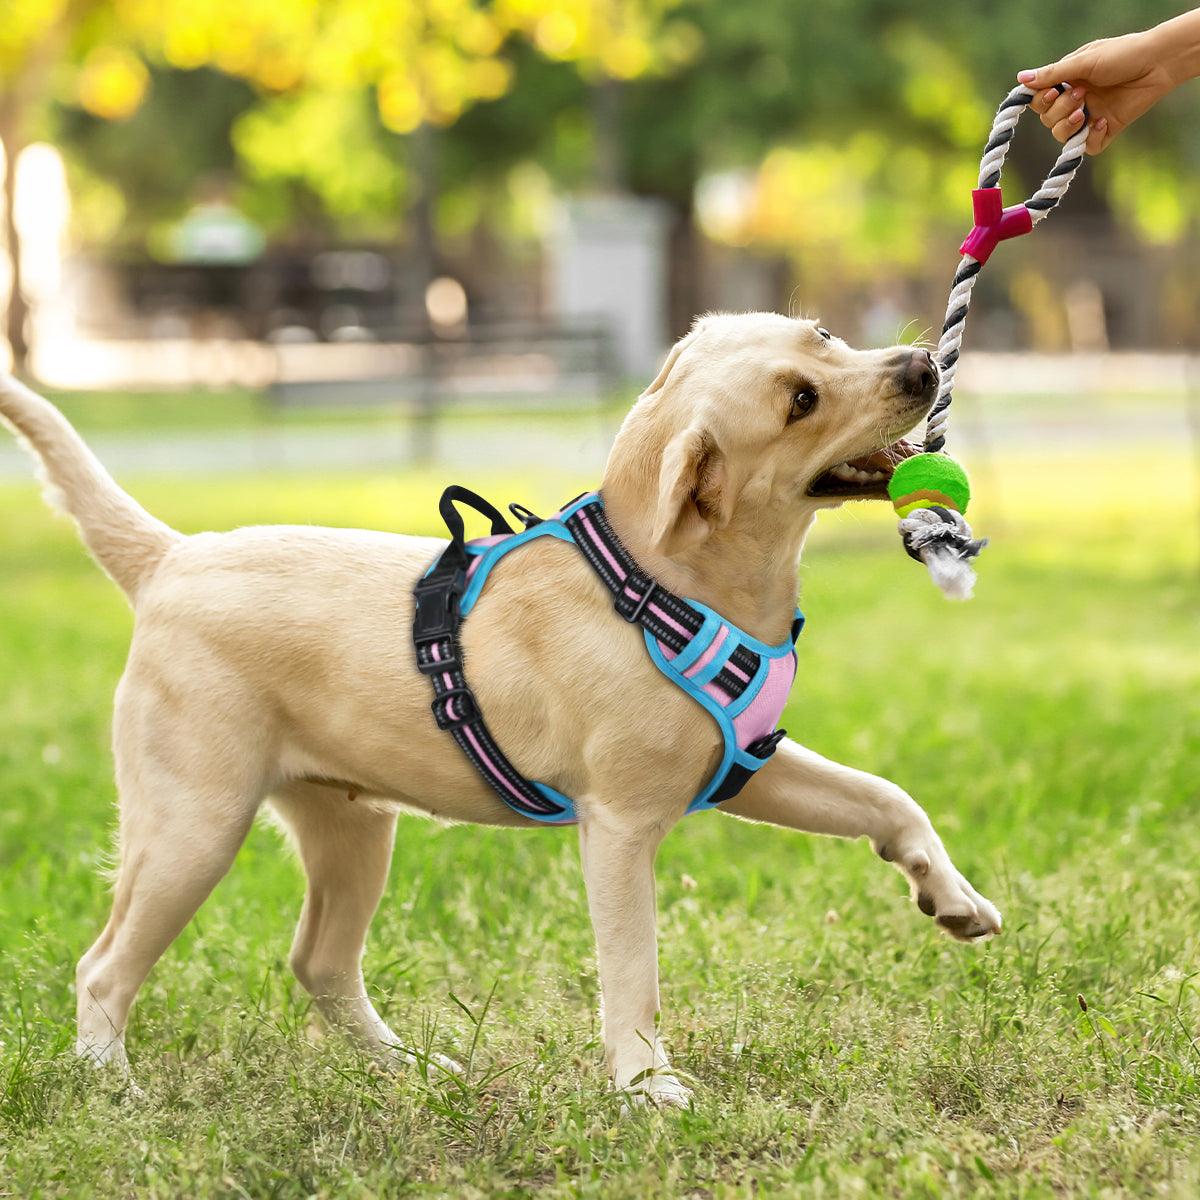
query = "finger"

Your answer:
(1050, 106), (1086, 144)
(1029, 86), (1060, 115)
(1017, 49), (1092, 91)
(1085, 116), (1108, 156)
(1041, 86), (1085, 129)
